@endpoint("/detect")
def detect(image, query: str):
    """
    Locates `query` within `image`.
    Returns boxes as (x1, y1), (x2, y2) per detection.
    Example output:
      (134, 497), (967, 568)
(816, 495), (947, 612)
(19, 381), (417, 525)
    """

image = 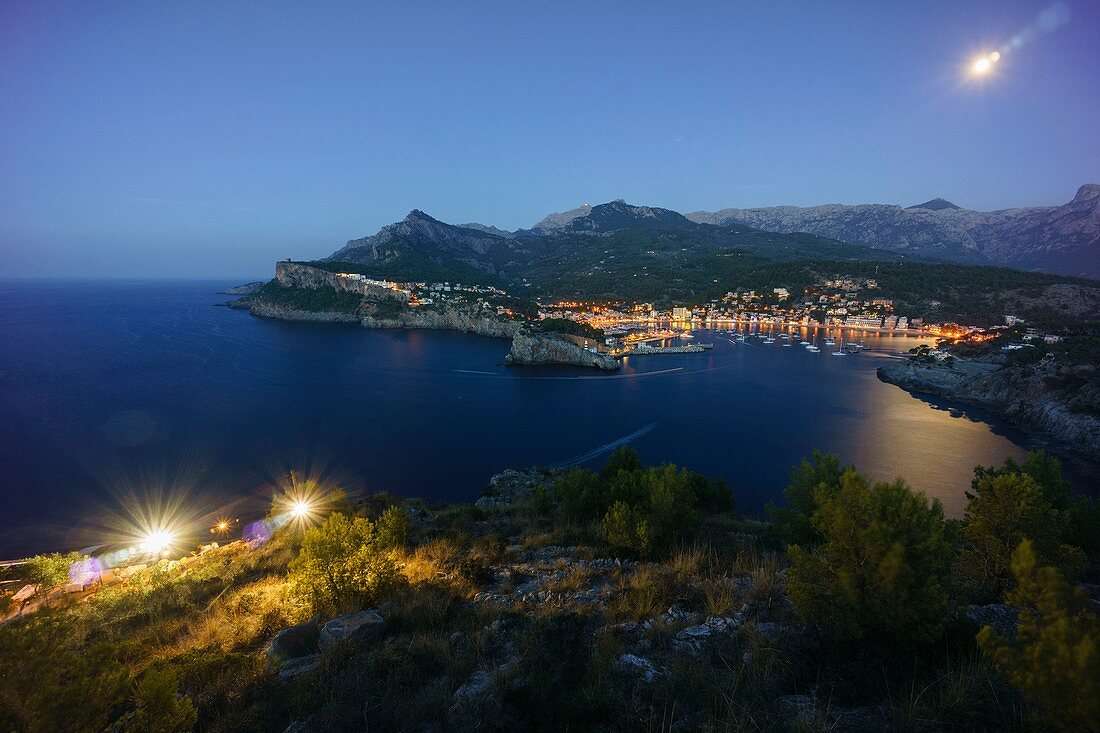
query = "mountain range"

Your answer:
(687, 184), (1100, 279)
(319, 187), (1098, 304)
